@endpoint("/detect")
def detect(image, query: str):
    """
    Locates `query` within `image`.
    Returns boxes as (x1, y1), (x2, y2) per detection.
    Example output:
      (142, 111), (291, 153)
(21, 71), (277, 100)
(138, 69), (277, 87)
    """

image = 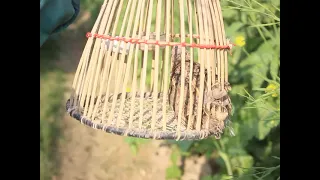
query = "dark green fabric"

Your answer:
(40, 0), (80, 47)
